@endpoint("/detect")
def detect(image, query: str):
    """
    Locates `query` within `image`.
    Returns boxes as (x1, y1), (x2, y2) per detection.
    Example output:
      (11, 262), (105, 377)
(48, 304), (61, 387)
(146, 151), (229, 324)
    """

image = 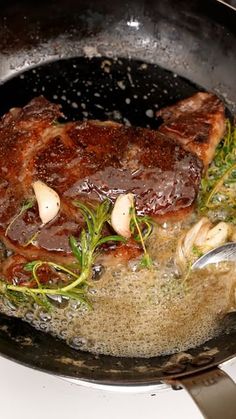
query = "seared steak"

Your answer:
(0, 93), (225, 267)
(157, 92), (226, 167)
